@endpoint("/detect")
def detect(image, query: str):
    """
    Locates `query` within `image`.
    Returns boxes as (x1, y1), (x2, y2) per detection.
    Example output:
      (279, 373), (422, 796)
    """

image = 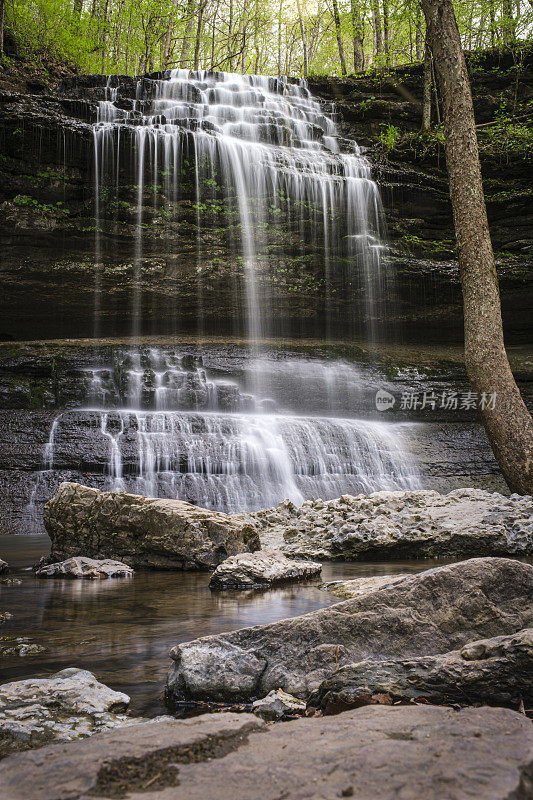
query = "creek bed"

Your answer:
(0, 534), (458, 716)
